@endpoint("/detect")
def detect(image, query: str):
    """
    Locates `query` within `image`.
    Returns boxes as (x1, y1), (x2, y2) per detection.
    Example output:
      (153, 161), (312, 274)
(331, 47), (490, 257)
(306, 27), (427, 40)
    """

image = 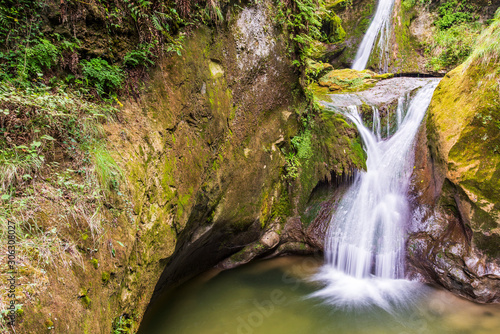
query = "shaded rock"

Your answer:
(218, 228), (281, 270)
(273, 242), (316, 255)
